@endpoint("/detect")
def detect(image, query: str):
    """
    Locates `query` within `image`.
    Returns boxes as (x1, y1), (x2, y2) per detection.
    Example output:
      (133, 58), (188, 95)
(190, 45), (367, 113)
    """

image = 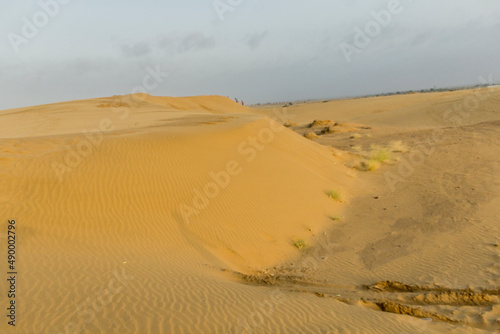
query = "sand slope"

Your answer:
(1, 91), (498, 333)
